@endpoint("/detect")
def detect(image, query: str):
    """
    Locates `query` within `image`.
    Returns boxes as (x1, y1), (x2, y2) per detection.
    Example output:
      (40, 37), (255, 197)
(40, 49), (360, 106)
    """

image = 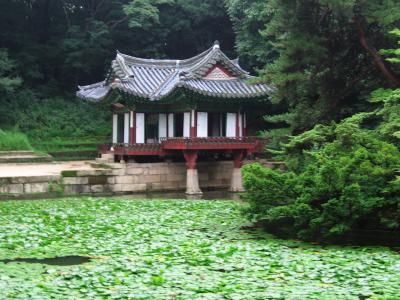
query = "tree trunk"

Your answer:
(353, 16), (400, 88)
